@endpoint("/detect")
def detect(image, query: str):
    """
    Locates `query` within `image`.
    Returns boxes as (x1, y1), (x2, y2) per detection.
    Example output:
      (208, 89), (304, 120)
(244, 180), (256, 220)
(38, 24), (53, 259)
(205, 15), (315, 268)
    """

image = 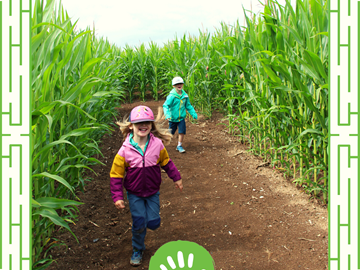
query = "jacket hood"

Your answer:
(170, 88), (187, 98)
